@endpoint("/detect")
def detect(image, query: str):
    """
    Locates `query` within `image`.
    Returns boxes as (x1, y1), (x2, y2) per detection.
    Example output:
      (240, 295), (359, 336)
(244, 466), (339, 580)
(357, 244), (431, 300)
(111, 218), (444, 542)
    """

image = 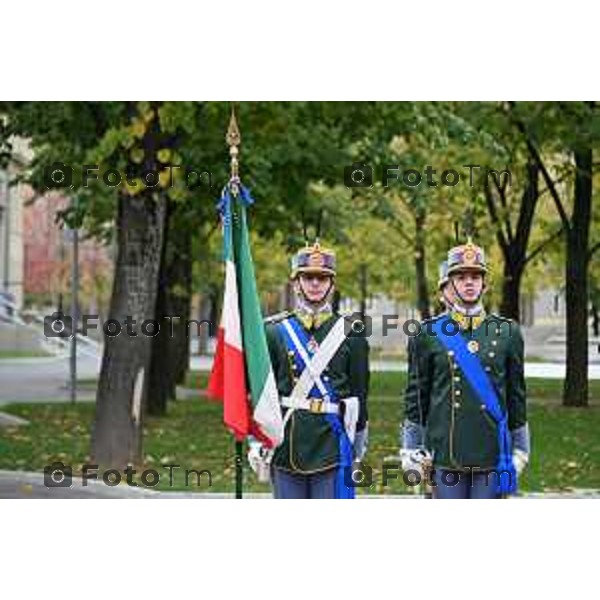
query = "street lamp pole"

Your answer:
(69, 197), (80, 404)
(2, 171), (9, 294)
